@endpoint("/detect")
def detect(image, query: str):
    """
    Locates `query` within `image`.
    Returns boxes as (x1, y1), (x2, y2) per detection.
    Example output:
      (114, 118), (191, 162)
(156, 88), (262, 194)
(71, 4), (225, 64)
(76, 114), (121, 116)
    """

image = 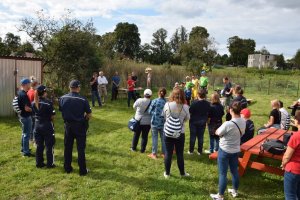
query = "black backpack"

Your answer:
(12, 96), (21, 114)
(260, 139), (286, 155)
